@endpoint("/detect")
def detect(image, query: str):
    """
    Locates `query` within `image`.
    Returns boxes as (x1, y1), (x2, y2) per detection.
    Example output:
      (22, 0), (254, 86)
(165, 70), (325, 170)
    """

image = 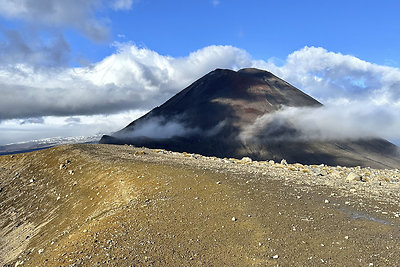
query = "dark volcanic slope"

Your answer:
(100, 68), (400, 169)
(122, 68), (321, 132)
